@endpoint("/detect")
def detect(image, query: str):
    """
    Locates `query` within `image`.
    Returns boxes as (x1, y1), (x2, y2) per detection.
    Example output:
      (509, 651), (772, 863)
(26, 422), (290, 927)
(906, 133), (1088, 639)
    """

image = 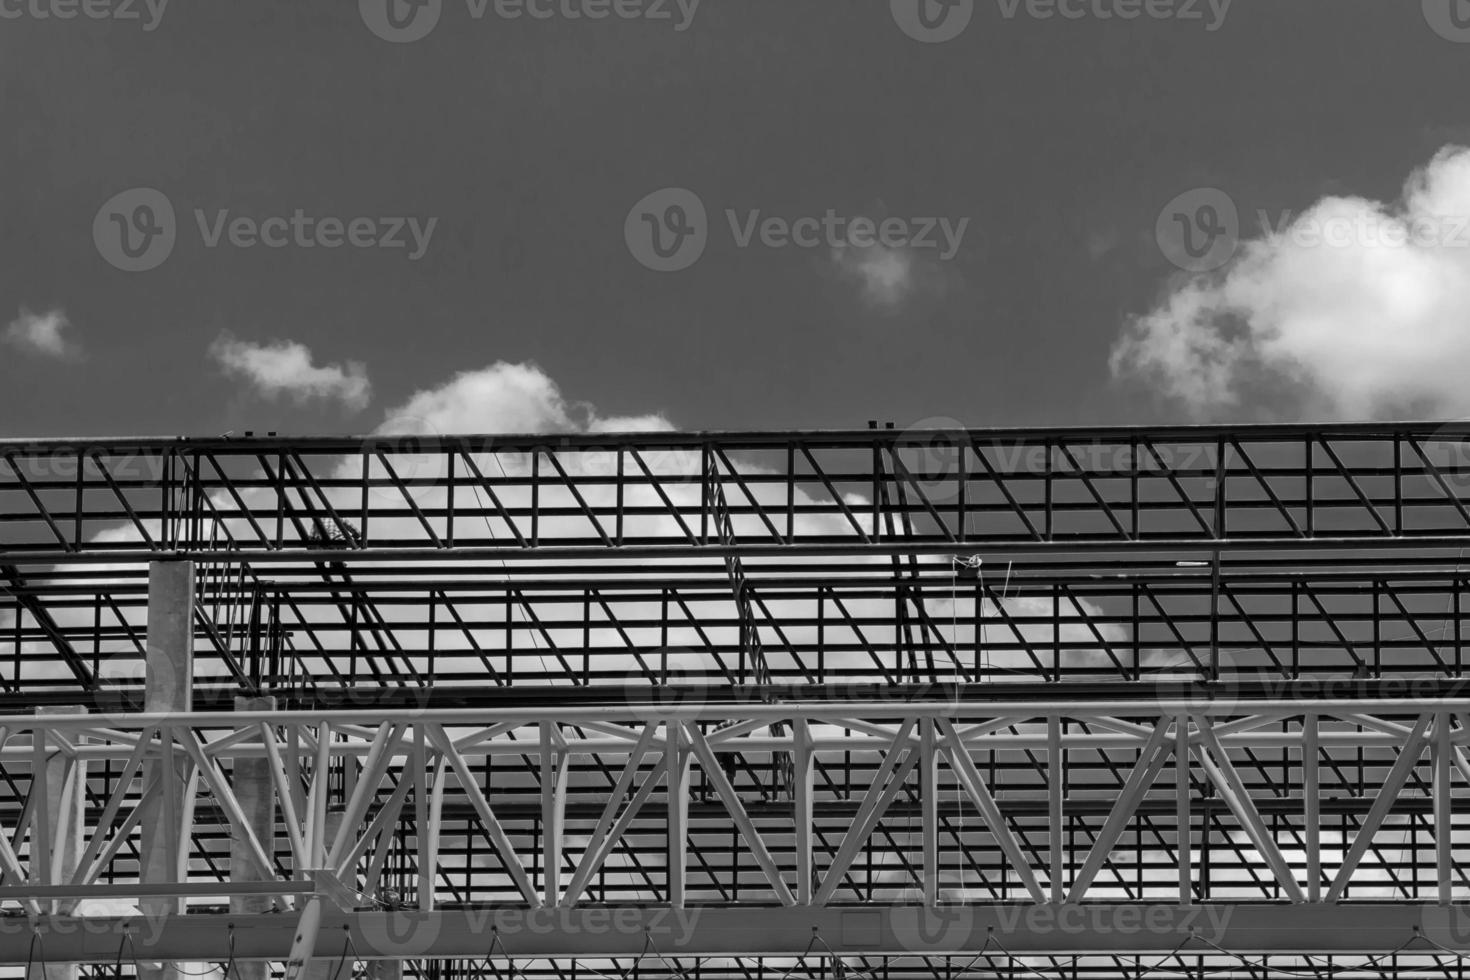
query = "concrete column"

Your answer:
(231, 696), (277, 980)
(28, 706), (85, 980)
(304, 807), (353, 980)
(139, 561), (194, 980)
(367, 963), (404, 980)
